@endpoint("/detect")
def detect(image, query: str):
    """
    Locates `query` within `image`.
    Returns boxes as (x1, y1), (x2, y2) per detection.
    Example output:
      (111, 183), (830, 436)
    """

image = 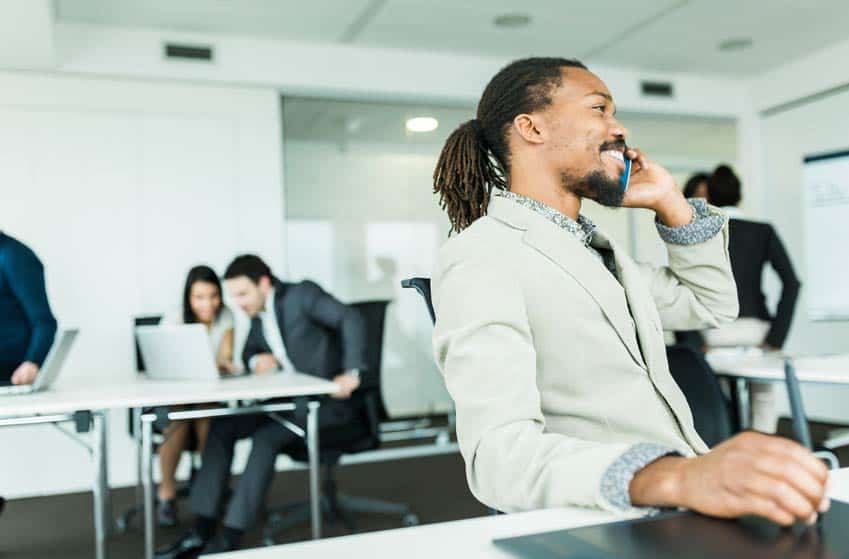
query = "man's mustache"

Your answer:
(599, 140), (627, 152)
